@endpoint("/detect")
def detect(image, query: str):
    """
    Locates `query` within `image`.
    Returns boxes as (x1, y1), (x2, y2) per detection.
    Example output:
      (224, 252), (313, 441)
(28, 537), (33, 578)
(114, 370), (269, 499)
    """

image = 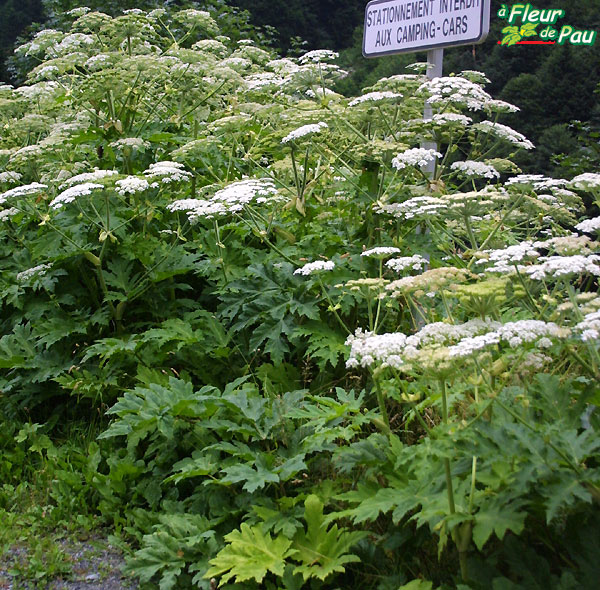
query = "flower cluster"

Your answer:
(168, 178), (281, 221)
(143, 161), (192, 183)
(282, 122), (328, 144)
(361, 246), (401, 258)
(385, 255), (428, 272)
(376, 196), (446, 219)
(211, 178), (280, 211)
(448, 320), (568, 358)
(386, 267), (471, 297)
(475, 121), (534, 150)
(0, 182), (47, 205)
(576, 217), (600, 234)
(570, 173), (600, 191)
(16, 263), (52, 282)
(391, 148), (442, 170)
(431, 113), (472, 127)
(485, 99), (520, 113)
(0, 207), (19, 220)
(294, 260), (335, 276)
(60, 170), (118, 189)
(115, 177), (150, 195)
(574, 311), (600, 342)
(348, 91), (402, 106)
(418, 76), (492, 111)
(109, 138), (150, 151)
(476, 241), (540, 274)
(299, 50), (339, 64)
(451, 160), (499, 179)
(0, 171), (22, 184)
(167, 199), (228, 221)
(49, 182), (104, 209)
(525, 255), (600, 280)
(345, 319), (499, 371)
